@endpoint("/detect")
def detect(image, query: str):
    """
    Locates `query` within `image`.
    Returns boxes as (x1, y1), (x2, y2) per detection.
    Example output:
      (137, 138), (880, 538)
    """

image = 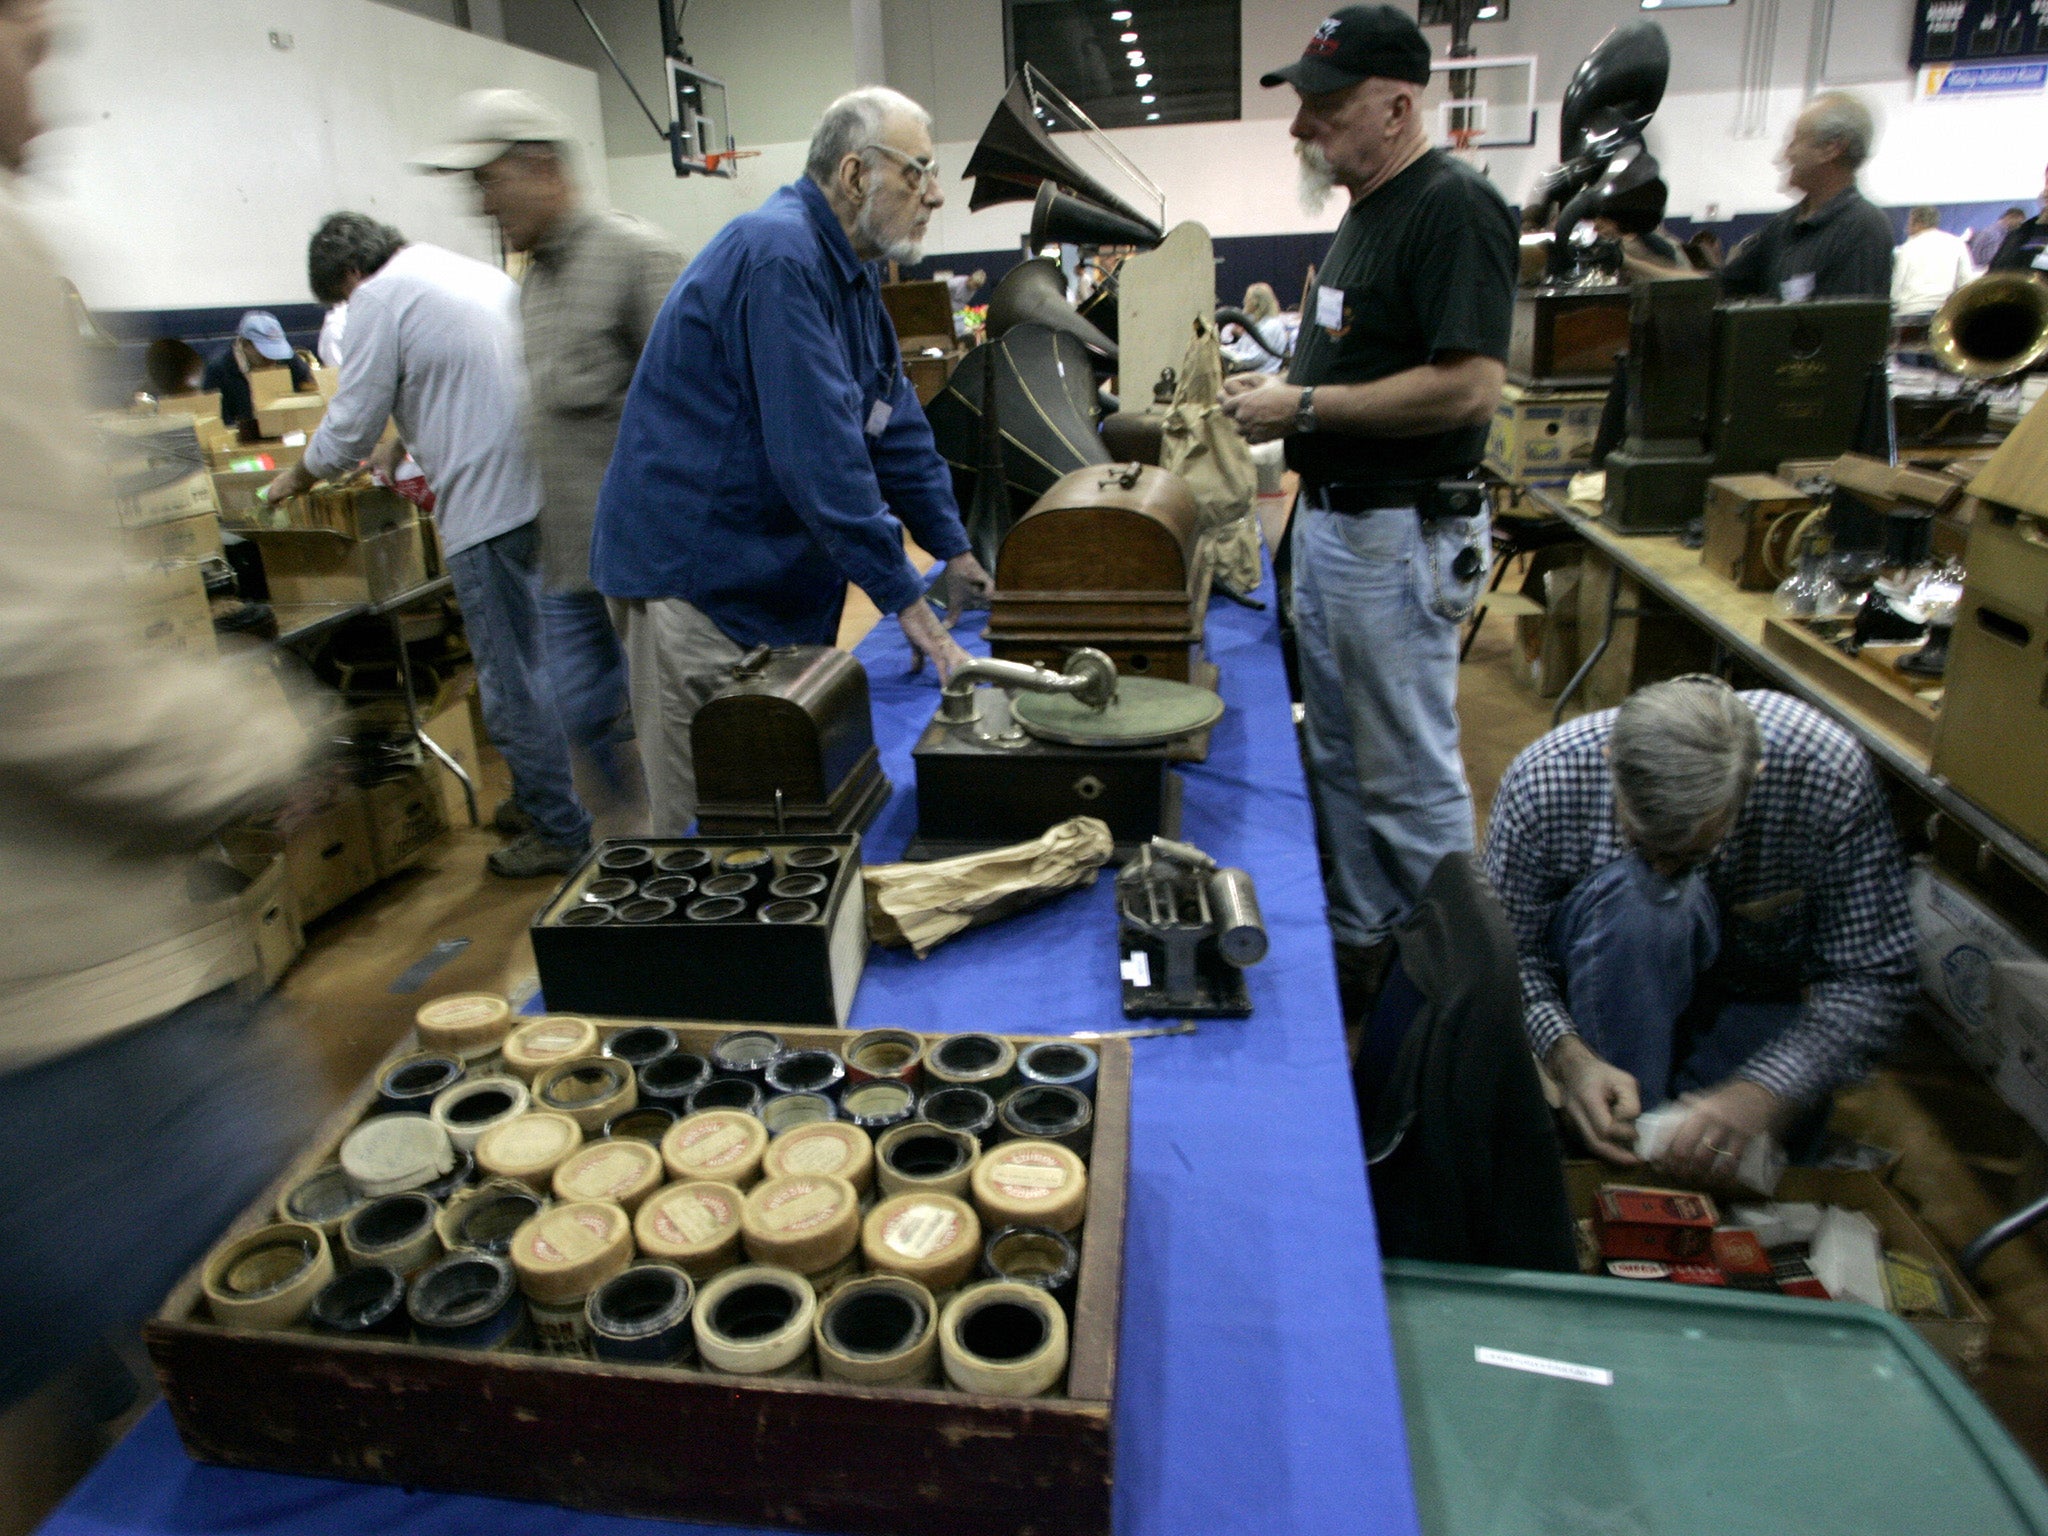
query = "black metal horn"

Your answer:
(965, 72), (1164, 239)
(985, 257), (1119, 361)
